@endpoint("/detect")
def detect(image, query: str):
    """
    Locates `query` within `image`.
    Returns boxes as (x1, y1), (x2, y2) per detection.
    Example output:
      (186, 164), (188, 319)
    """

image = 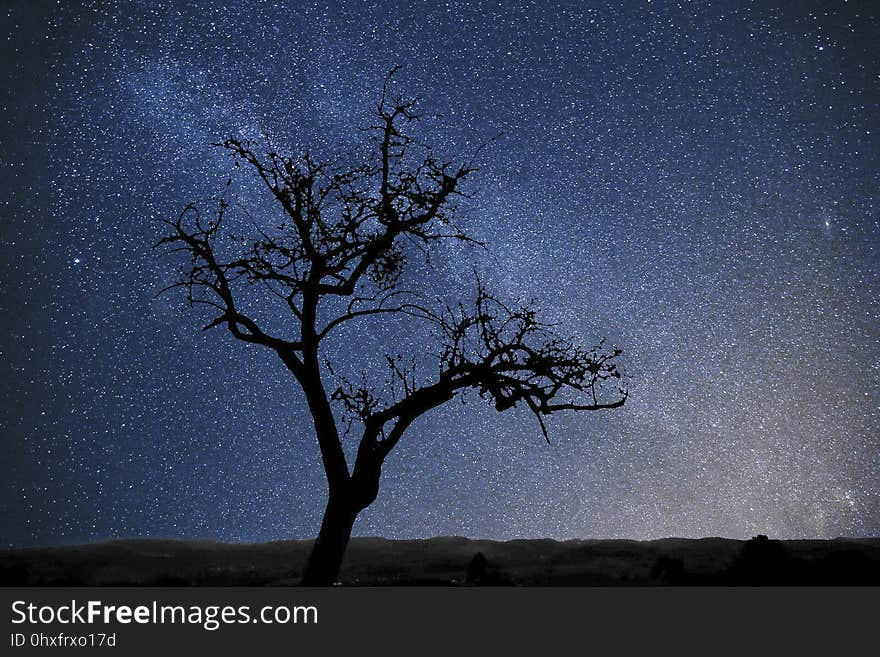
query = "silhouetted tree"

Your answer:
(157, 69), (627, 585)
